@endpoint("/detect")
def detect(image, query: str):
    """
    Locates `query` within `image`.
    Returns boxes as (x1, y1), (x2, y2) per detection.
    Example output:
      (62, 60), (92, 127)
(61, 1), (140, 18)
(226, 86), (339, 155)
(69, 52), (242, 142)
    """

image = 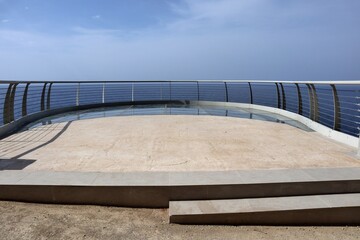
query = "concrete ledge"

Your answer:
(1, 168), (360, 207)
(169, 194), (360, 225)
(0, 100), (186, 140)
(190, 101), (358, 148)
